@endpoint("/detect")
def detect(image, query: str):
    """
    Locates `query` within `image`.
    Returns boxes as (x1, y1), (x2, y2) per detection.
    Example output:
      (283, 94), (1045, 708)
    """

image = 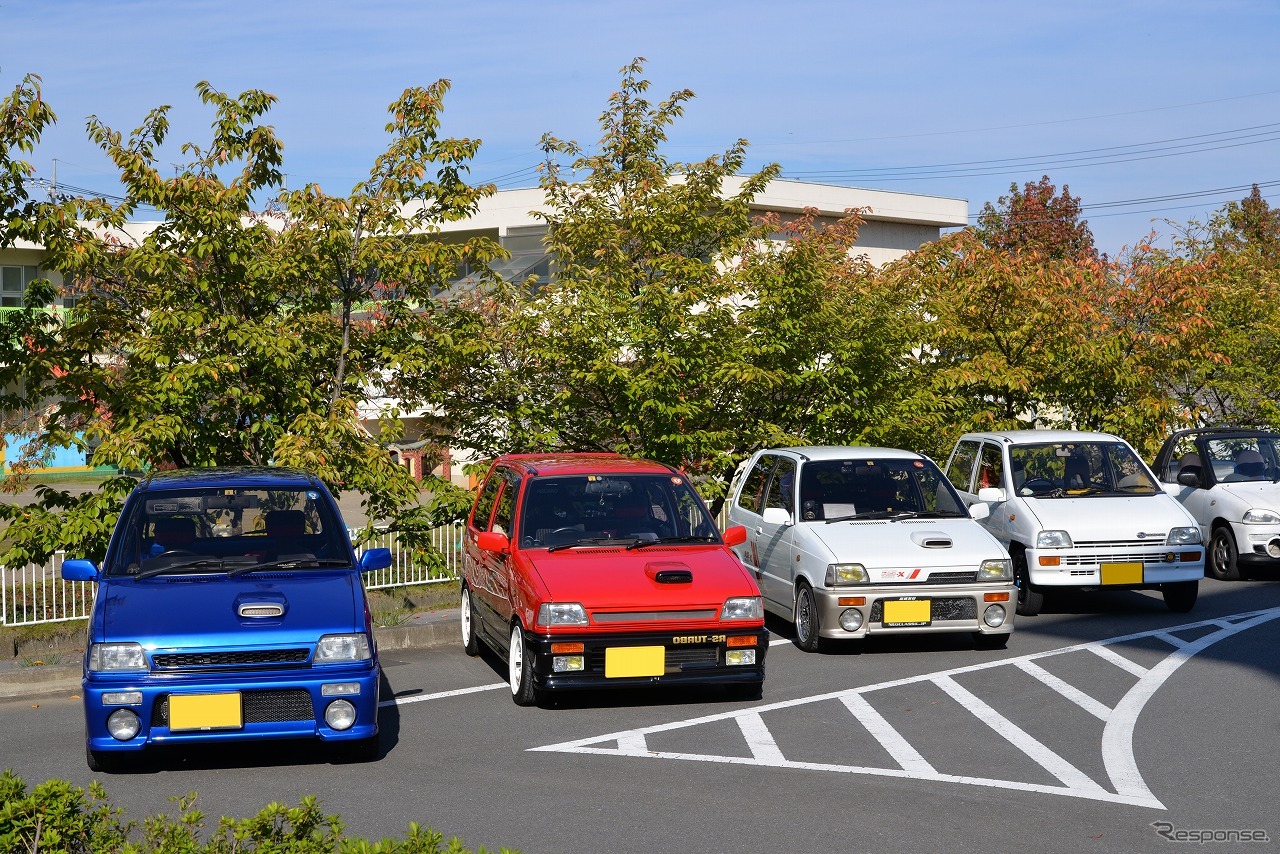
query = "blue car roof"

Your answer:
(138, 466), (322, 492)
